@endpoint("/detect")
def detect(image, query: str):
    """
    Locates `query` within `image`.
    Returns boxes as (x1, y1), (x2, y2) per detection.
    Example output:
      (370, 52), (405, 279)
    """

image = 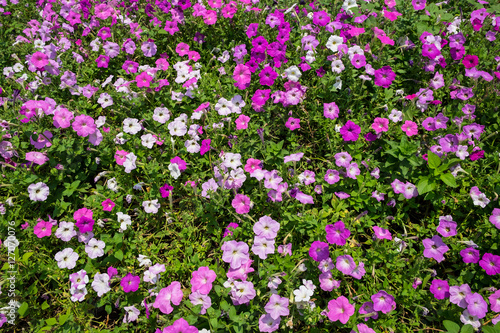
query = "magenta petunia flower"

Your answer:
(460, 247), (480, 264)
(412, 0), (426, 10)
(75, 217), (95, 234)
(96, 55), (110, 68)
(340, 120), (361, 142)
(371, 290), (396, 314)
(252, 89), (271, 106)
(101, 199), (115, 212)
(327, 296), (355, 324)
(436, 216), (457, 237)
(223, 222), (239, 238)
(246, 23), (259, 39)
(309, 241), (330, 262)
(430, 279), (450, 299)
(164, 20), (179, 35)
(74, 207), (93, 222)
(72, 115), (96, 137)
(97, 27), (111, 40)
(259, 66), (278, 86)
(121, 273), (140, 293)
(422, 44), (440, 59)
(170, 156), (187, 171)
(462, 55), (479, 69)
(325, 221), (350, 246)
(422, 235), (449, 263)
(285, 117), (301, 131)
(401, 120), (418, 136)
(325, 169), (340, 184)
(232, 194), (251, 214)
(53, 108), (74, 128)
(30, 51), (49, 69)
(374, 66), (396, 88)
(479, 253), (500, 276)
(136, 72), (153, 88)
(351, 54), (366, 68)
(244, 158), (262, 174)
(34, 220), (52, 238)
(160, 183), (174, 198)
(200, 139), (211, 156)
